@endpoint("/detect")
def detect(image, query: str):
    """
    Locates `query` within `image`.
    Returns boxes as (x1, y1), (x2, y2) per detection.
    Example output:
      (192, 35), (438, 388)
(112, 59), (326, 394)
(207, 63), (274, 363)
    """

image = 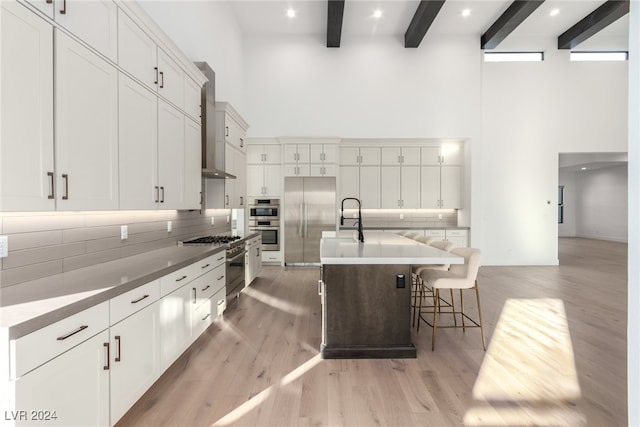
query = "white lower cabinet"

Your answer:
(159, 282), (194, 371)
(109, 302), (161, 425)
(12, 330), (110, 427)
